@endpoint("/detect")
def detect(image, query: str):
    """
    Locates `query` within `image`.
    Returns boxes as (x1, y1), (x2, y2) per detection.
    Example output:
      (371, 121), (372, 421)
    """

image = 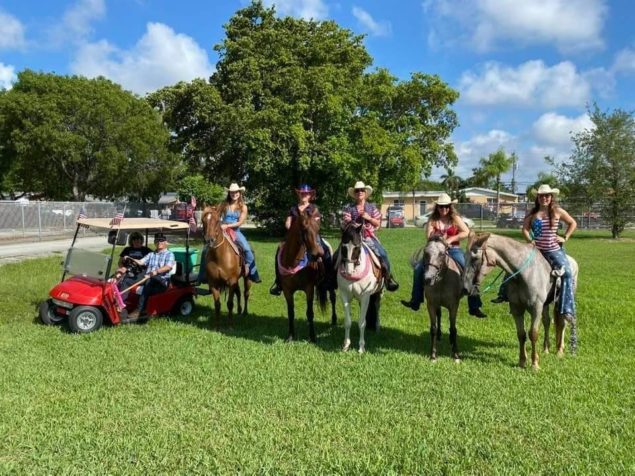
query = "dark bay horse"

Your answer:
(337, 222), (382, 353)
(278, 208), (327, 342)
(464, 232), (579, 369)
(420, 237), (463, 361)
(201, 206), (251, 326)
